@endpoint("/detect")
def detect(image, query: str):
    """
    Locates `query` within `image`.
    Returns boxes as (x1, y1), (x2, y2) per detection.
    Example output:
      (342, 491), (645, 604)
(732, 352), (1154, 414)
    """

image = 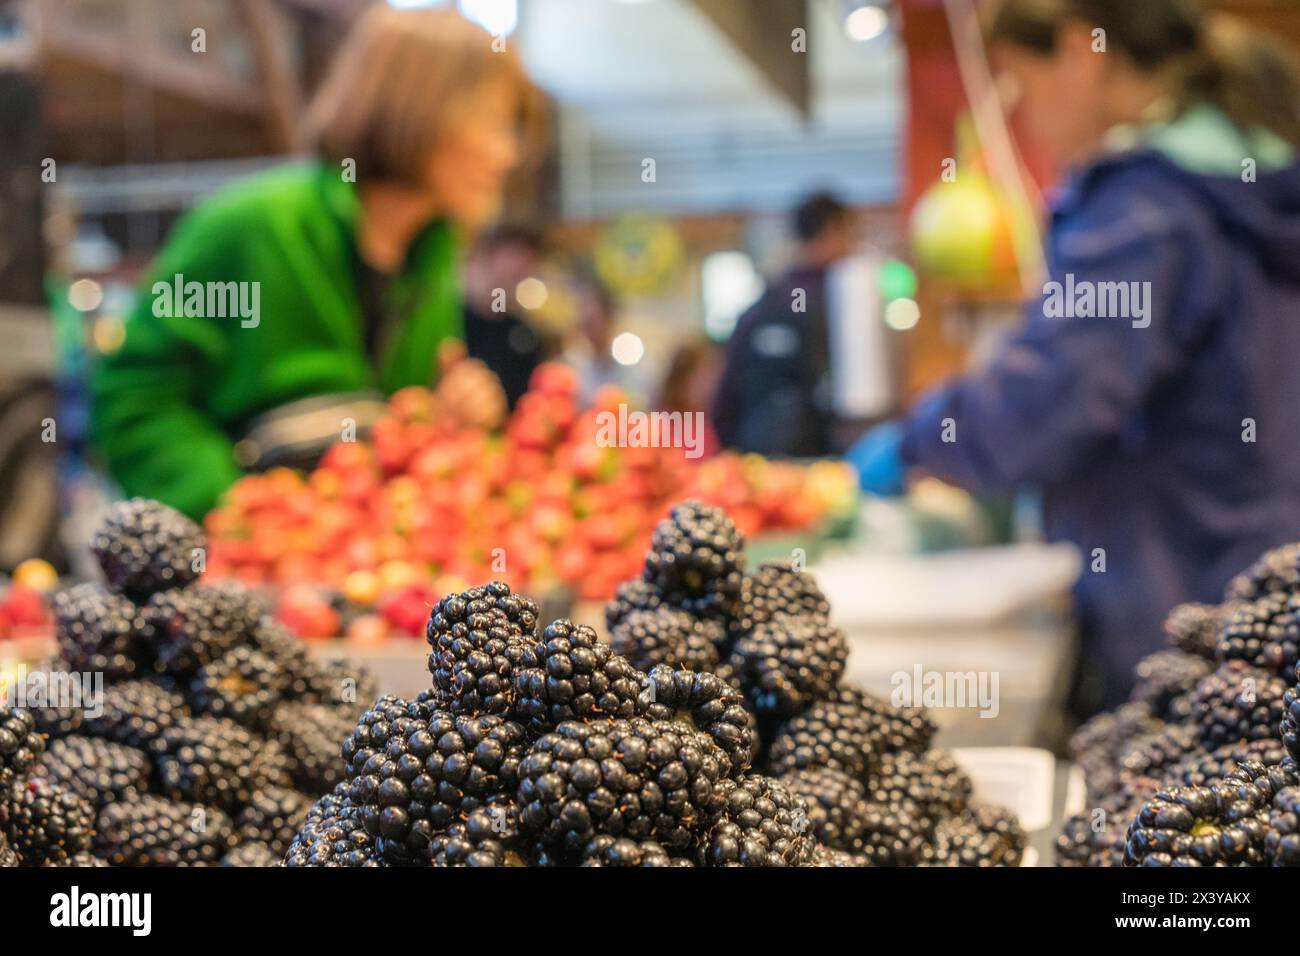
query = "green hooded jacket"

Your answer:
(90, 162), (463, 518)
